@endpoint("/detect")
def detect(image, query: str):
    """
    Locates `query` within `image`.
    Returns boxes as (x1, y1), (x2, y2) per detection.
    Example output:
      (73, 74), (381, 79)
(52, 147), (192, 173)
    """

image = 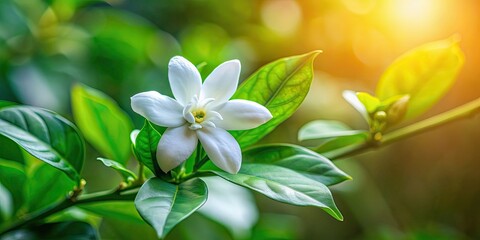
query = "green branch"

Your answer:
(328, 97), (480, 160)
